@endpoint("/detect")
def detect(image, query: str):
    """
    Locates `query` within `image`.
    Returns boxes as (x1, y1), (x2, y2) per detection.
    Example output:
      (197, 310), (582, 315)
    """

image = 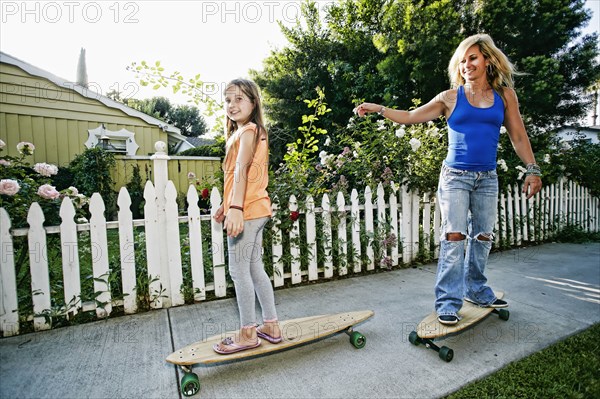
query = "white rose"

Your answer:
(33, 162), (59, 177)
(0, 139), (5, 149)
(0, 179), (20, 196)
(544, 154), (551, 163)
(515, 165), (527, 180)
(497, 159), (508, 172)
(395, 128), (406, 138)
(500, 126), (507, 134)
(409, 138), (422, 152)
(16, 142), (35, 155)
